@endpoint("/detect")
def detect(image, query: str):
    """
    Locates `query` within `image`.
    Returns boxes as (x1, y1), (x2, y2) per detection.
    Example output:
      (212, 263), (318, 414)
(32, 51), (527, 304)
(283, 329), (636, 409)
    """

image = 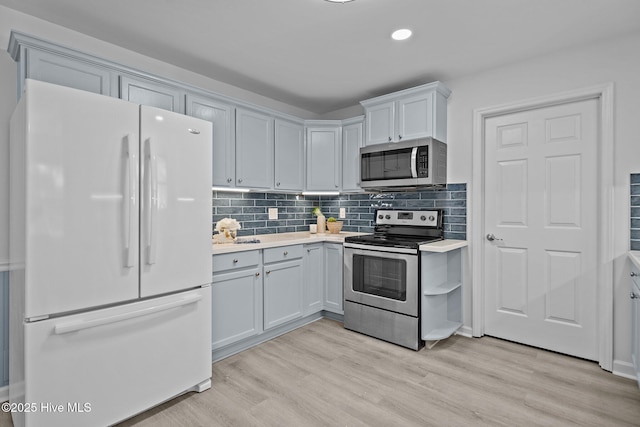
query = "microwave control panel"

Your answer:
(417, 146), (429, 177)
